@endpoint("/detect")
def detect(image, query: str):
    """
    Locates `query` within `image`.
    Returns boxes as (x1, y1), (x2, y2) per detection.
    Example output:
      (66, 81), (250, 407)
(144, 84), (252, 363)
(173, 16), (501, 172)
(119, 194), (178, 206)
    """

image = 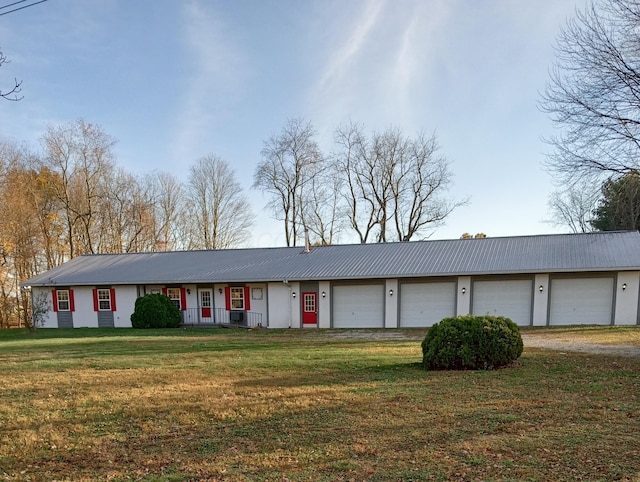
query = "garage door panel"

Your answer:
(472, 279), (532, 326)
(400, 282), (456, 327)
(550, 278), (613, 326)
(333, 285), (384, 328)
